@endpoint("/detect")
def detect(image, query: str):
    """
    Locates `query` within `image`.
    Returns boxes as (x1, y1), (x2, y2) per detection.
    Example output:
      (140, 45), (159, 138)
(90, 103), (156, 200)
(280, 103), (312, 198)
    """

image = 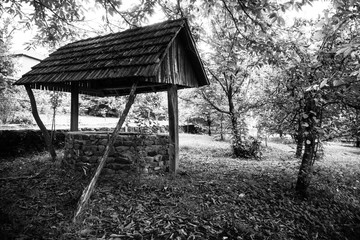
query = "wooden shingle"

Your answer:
(14, 18), (209, 96)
